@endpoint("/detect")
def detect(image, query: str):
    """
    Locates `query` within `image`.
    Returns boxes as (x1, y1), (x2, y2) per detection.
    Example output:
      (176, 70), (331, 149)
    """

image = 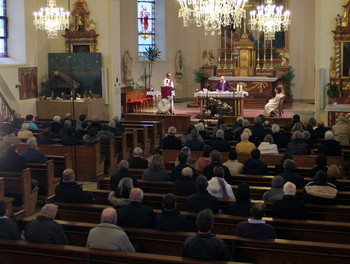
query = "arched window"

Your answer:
(0, 0), (8, 57)
(137, 0), (155, 59)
